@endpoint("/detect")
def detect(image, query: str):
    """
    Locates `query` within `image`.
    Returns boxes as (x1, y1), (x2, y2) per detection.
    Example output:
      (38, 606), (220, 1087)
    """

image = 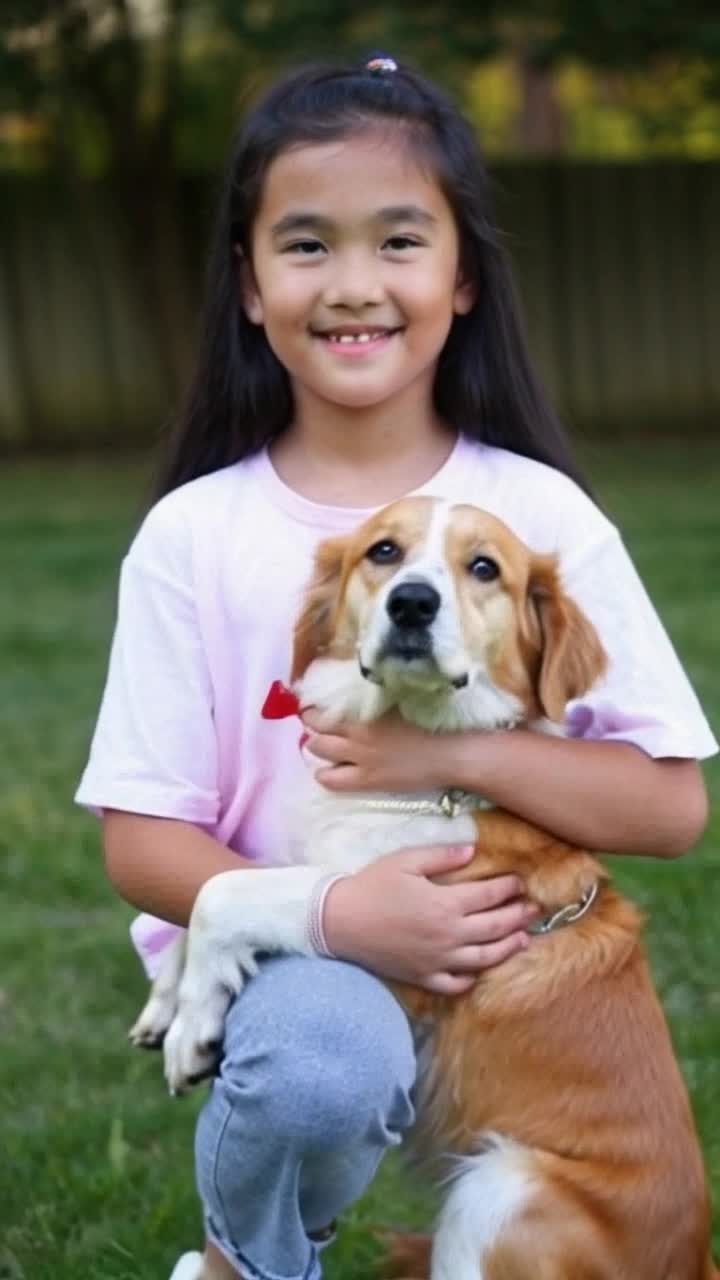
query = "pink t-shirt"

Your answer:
(75, 435), (717, 974)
